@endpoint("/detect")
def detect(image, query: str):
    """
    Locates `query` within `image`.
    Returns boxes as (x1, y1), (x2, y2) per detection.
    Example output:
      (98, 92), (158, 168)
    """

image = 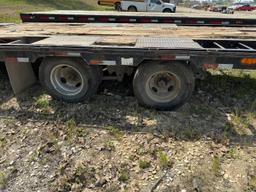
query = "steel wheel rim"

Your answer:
(146, 71), (181, 103)
(50, 64), (86, 96)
